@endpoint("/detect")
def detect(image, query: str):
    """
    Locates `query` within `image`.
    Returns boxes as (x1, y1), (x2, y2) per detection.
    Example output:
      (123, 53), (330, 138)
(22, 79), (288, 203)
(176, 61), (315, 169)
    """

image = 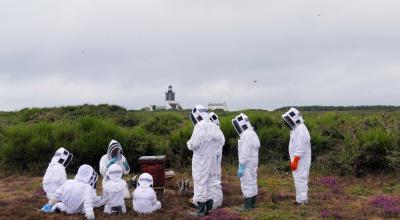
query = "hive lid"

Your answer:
(138, 155), (166, 161)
